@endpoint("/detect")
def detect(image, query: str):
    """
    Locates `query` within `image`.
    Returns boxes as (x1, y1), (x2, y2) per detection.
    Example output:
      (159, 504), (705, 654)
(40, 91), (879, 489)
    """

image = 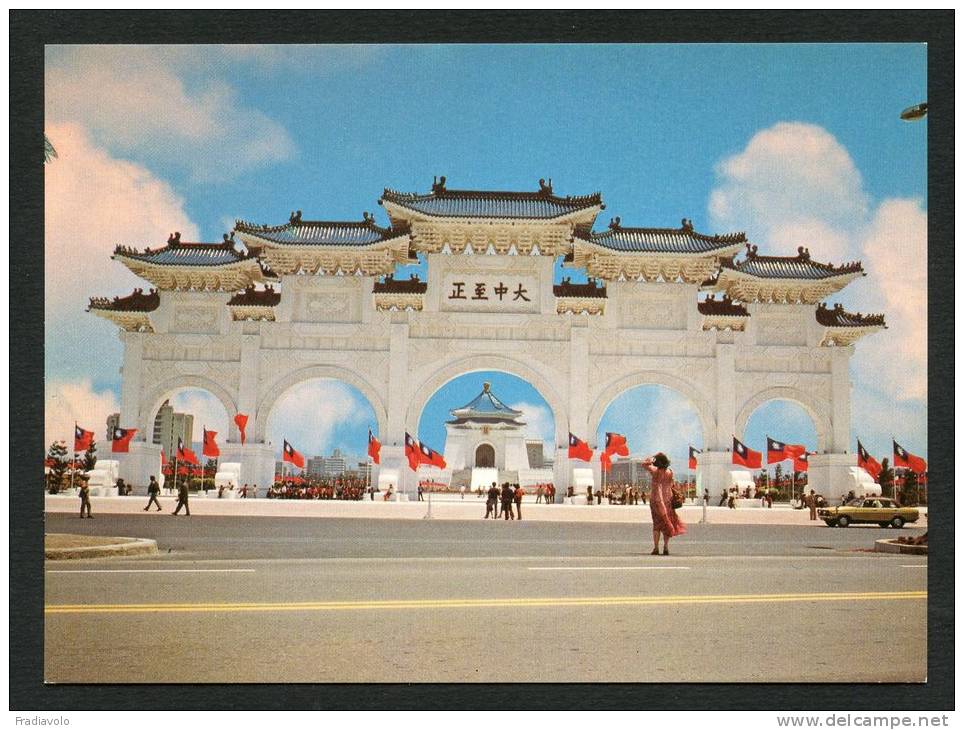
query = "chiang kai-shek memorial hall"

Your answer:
(89, 177), (886, 498)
